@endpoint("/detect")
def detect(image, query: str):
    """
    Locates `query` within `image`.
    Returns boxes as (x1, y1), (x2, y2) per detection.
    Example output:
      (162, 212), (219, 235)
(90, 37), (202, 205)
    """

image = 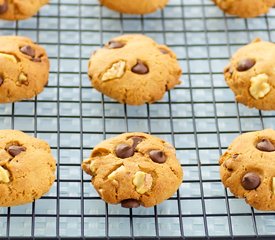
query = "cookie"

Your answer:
(213, 0), (275, 18)
(88, 34), (182, 105)
(0, 0), (48, 20)
(99, 0), (168, 14)
(219, 129), (275, 211)
(82, 132), (183, 208)
(0, 36), (49, 103)
(224, 38), (275, 110)
(0, 130), (56, 207)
